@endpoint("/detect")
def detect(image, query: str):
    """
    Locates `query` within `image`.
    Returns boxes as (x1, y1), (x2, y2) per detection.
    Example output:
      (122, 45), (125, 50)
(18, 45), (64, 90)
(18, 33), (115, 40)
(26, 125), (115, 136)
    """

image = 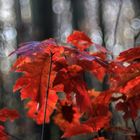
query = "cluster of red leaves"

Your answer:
(109, 48), (140, 120)
(0, 108), (20, 140)
(10, 31), (140, 139)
